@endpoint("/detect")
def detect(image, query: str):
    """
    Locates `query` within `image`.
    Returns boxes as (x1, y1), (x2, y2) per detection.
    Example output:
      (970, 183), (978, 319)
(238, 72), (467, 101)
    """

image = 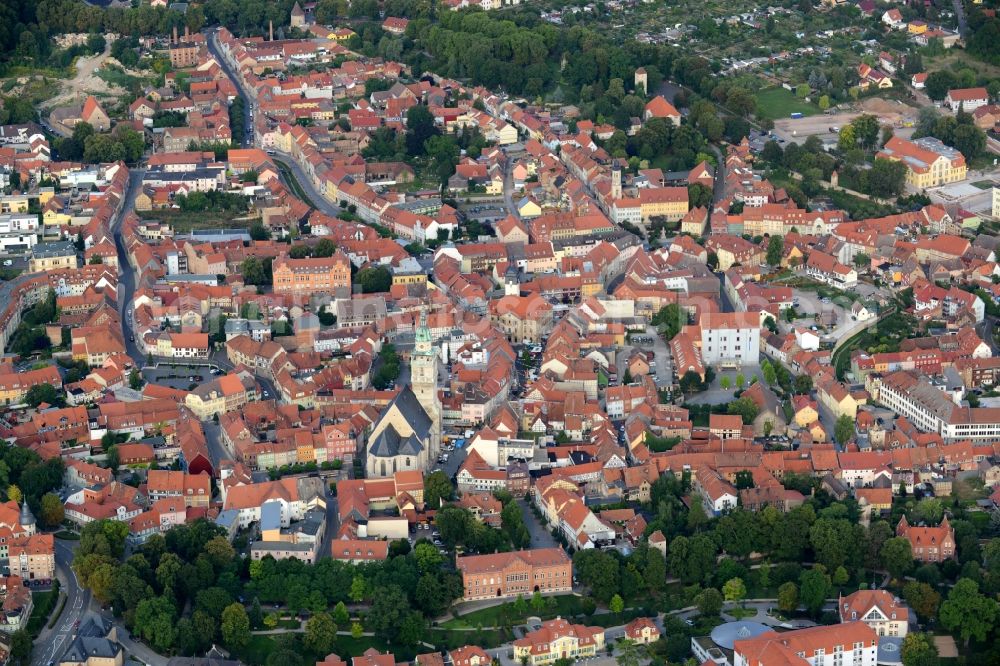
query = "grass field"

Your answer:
(755, 87), (819, 120)
(442, 594), (583, 629)
(137, 209), (256, 233)
(26, 586), (60, 637)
